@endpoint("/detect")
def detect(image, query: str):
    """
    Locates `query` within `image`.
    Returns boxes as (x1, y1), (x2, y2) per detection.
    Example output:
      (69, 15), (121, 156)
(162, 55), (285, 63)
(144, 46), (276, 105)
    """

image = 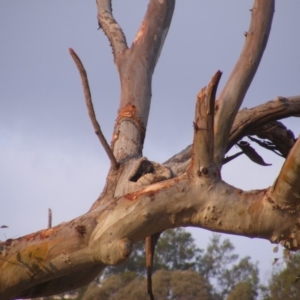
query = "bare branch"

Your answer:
(223, 151), (243, 164)
(271, 137), (300, 207)
(132, 0), (175, 71)
(96, 0), (128, 60)
(146, 233), (160, 300)
(116, 0), (175, 127)
(228, 96), (300, 150)
(164, 95), (300, 176)
(238, 141), (271, 166)
(248, 135), (284, 157)
(191, 71), (222, 176)
(214, 0), (274, 168)
(48, 208), (52, 229)
(249, 121), (296, 158)
(69, 48), (119, 170)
